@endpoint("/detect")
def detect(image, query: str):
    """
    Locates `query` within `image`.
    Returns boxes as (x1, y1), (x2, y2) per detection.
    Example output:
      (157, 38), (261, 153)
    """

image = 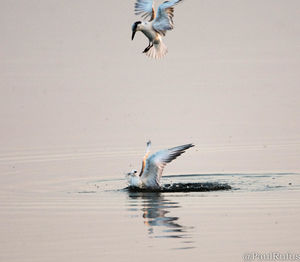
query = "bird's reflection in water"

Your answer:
(127, 192), (195, 249)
